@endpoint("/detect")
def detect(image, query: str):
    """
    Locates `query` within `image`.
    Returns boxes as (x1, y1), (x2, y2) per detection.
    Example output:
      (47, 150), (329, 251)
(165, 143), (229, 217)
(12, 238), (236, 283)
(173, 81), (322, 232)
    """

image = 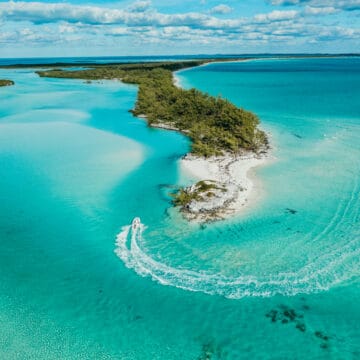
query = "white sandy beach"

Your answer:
(173, 74), (182, 88)
(179, 152), (271, 221)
